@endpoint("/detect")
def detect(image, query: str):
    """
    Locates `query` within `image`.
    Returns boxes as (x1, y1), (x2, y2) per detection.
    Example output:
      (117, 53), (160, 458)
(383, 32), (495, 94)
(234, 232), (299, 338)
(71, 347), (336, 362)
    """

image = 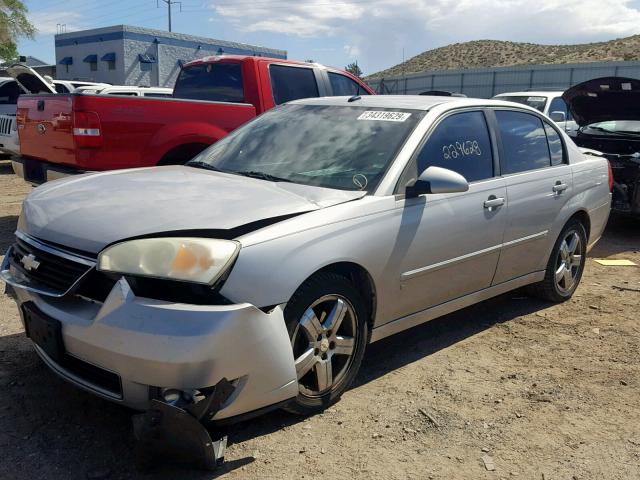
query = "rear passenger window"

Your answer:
(174, 63), (244, 103)
(495, 111), (551, 174)
(328, 72), (369, 96)
(544, 123), (565, 166)
(415, 111), (494, 182)
(270, 65), (319, 105)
